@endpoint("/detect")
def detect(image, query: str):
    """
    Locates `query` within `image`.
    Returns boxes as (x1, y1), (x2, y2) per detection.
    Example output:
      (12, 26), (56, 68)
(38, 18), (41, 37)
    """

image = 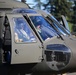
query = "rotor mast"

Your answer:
(21, 0), (26, 3)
